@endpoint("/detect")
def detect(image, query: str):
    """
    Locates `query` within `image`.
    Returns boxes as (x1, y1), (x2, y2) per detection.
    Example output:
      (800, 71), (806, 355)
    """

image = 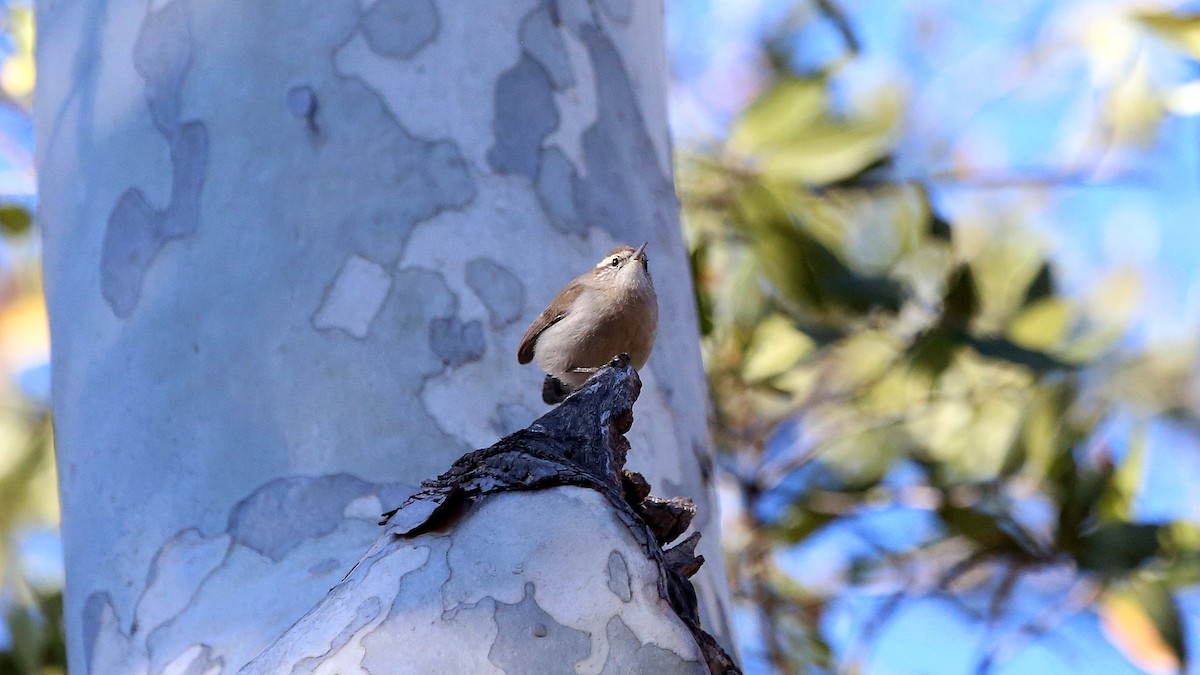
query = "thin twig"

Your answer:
(813, 0), (861, 54)
(971, 576), (1104, 675)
